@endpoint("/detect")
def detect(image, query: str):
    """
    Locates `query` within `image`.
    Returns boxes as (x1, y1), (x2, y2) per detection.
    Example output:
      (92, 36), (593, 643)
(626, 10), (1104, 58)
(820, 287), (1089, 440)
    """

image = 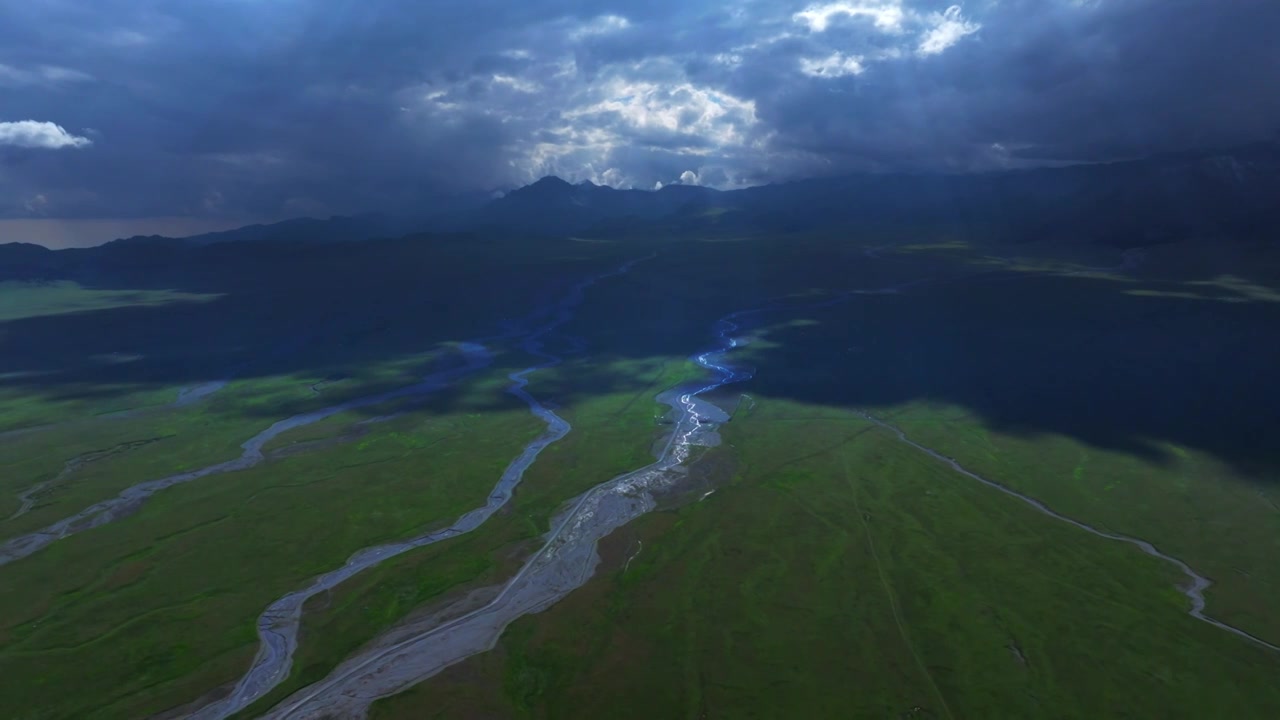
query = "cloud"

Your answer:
(917, 6), (981, 56)
(799, 52), (866, 77)
(0, 121), (93, 149)
(793, 2), (908, 33)
(570, 14), (632, 40)
(564, 77), (759, 149)
(0, 63), (93, 87)
(23, 193), (50, 214)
